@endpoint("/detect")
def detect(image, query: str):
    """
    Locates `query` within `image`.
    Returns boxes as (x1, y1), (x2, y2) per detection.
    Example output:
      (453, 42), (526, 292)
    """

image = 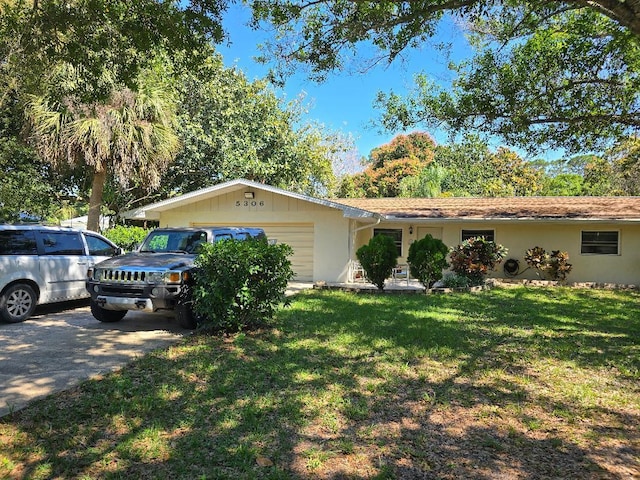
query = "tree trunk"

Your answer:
(87, 165), (106, 232)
